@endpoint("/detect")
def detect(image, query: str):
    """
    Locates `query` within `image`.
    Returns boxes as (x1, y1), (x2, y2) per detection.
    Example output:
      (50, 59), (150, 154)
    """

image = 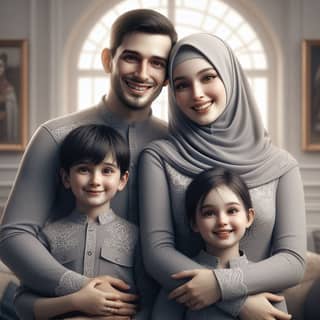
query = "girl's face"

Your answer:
(61, 154), (128, 218)
(193, 185), (254, 257)
(173, 58), (227, 126)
